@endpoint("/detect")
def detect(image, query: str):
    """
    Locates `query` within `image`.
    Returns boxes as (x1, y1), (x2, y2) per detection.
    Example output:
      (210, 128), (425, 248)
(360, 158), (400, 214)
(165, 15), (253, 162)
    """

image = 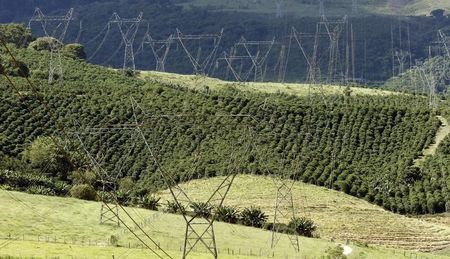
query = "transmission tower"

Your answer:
(319, 0), (325, 17)
(130, 98), (256, 259)
(217, 51), (255, 82)
(275, 0), (286, 18)
(28, 8), (74, 84)
(233, 37), (275, 82)
(271, 178), (300, 252)
(316, 16), (348, 83)
(352, 0), (358, 15)
(438, 30), (450, 58)
(176, 29), (224, 75)
(142, 33), (173, 72)
(109, 12), (143, 74)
